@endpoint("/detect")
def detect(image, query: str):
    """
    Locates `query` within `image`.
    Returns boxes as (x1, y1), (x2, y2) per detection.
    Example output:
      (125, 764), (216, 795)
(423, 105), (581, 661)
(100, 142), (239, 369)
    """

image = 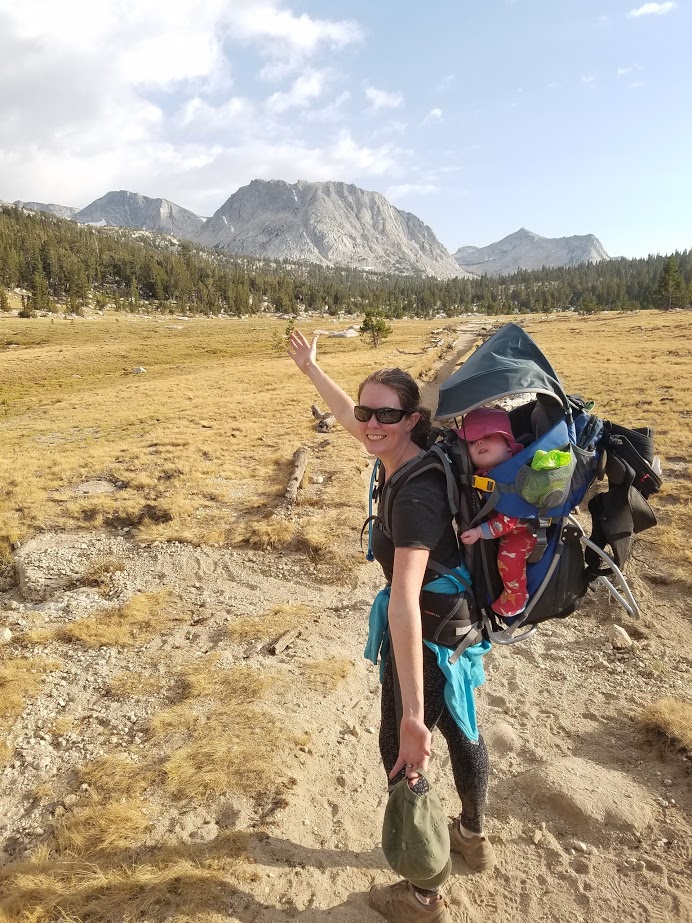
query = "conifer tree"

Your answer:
(360, 308), (392, 348)
(656, 256), (687, 309)
(31, 267), (50, 312)
(0, 287), (9, 312)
